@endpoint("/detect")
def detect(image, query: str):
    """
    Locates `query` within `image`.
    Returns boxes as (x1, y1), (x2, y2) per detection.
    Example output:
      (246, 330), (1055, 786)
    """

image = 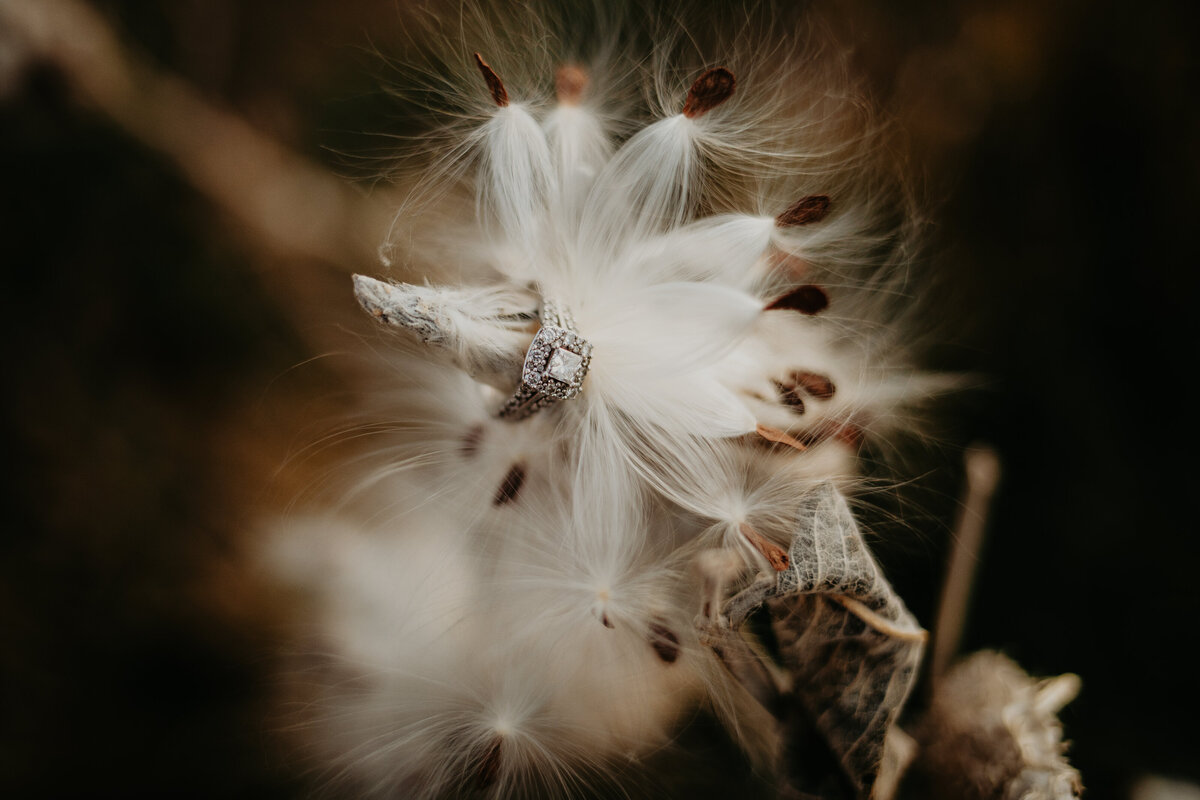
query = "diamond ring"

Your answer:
(498, 299), (592, 421)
